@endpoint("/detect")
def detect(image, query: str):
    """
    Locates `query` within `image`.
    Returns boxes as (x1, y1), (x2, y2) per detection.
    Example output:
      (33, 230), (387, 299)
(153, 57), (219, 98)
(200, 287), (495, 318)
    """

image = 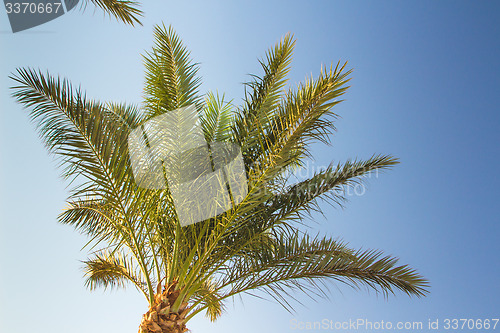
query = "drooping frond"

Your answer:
(59, 198), (129, 251)
(9, 69), (132, 192)
(212, 234), (428, 313)
(189, 279), (226, 322)
(143, 24), (202, 119)
(83, 250), (148, 296)
(81, 0), (143, 26)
